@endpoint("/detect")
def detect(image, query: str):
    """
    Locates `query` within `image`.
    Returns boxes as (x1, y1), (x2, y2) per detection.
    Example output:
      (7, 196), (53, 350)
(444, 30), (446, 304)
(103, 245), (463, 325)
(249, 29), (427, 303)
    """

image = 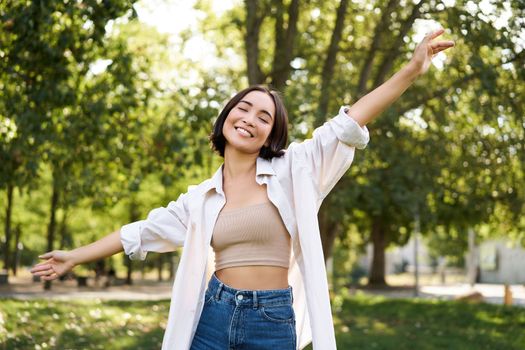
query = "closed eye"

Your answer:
(259, 117), (269, 124)
(238, 107), (248, 112)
